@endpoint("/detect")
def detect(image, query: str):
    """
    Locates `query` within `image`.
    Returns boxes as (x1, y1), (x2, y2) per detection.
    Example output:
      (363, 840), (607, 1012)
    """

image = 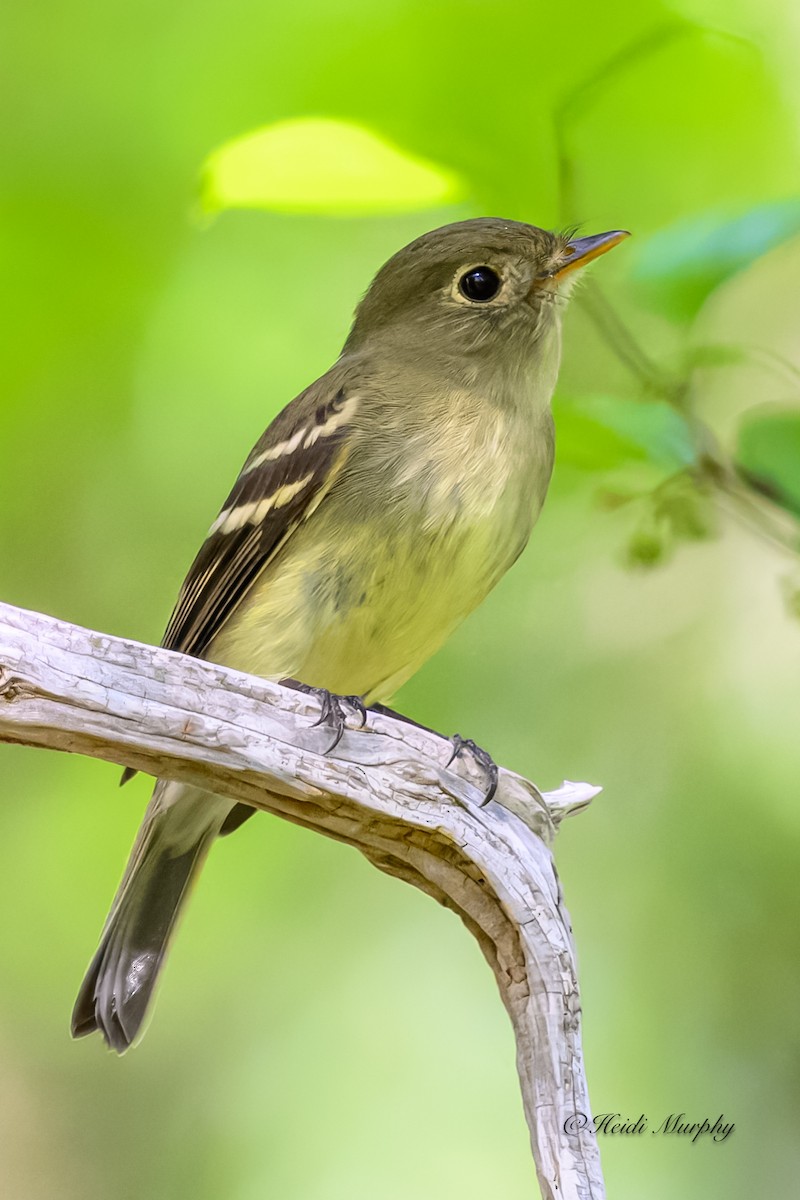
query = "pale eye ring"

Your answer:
(458, 266), (501, 303)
